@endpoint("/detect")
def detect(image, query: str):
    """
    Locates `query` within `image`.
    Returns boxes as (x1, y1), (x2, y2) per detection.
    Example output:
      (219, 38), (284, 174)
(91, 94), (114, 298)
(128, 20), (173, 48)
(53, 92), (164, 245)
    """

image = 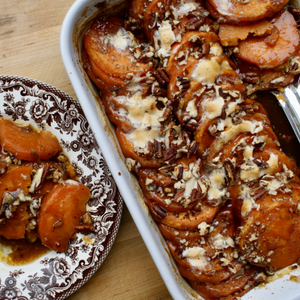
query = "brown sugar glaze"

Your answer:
(0, 236), (49, 265)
